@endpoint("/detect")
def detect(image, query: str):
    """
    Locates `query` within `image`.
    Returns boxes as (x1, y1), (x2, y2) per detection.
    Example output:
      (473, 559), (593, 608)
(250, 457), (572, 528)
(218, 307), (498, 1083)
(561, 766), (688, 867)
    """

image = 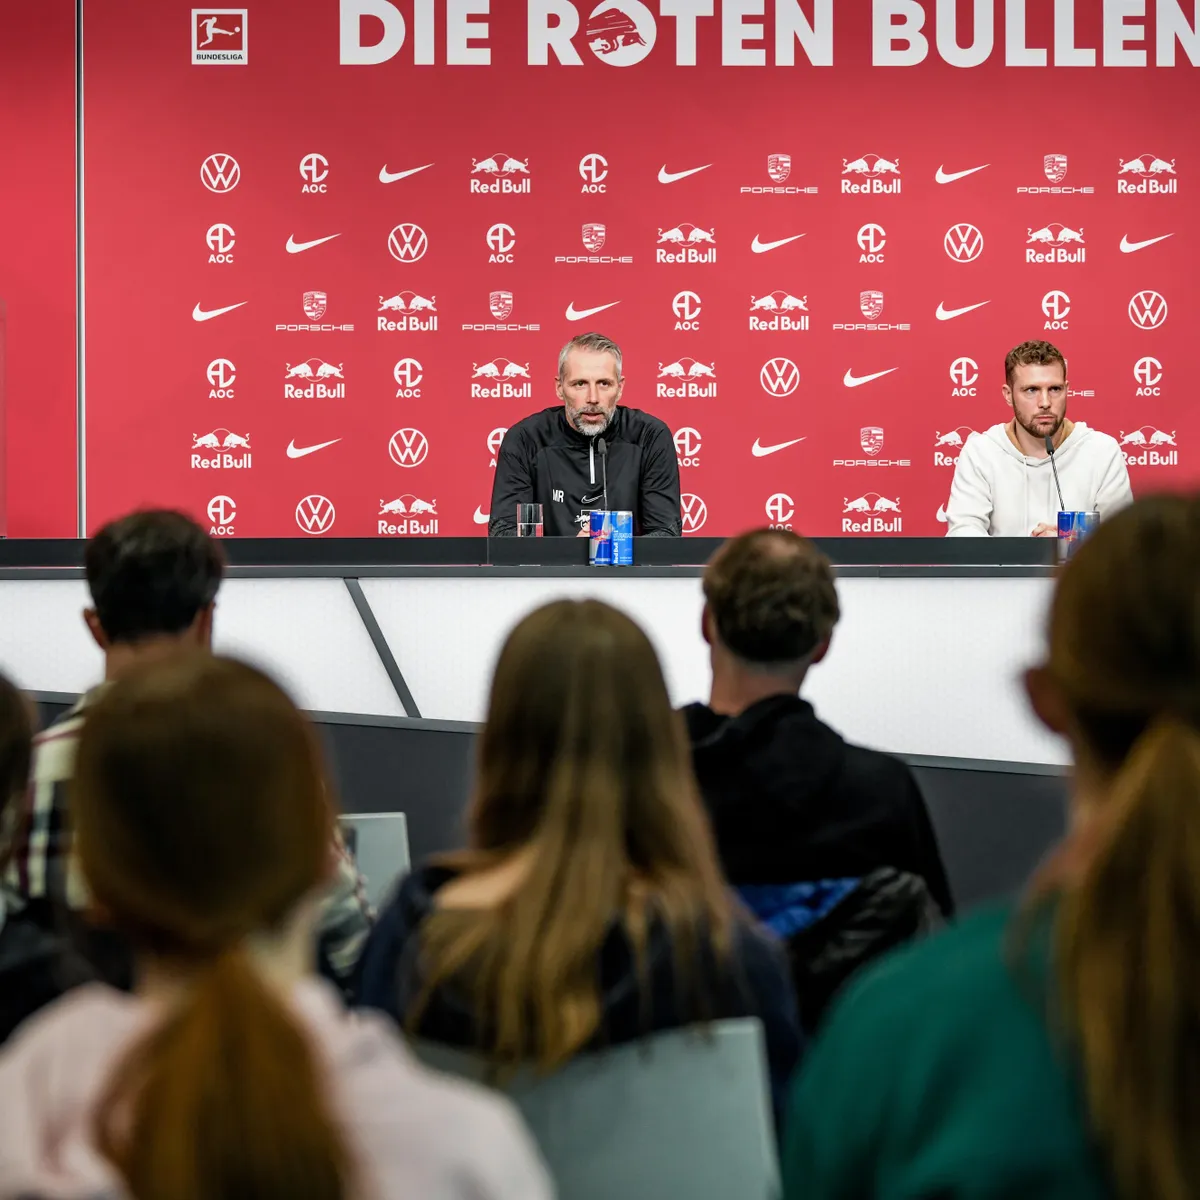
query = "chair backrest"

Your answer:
(339, 812), (410, 909)
(414, 1019), (780, 1200)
